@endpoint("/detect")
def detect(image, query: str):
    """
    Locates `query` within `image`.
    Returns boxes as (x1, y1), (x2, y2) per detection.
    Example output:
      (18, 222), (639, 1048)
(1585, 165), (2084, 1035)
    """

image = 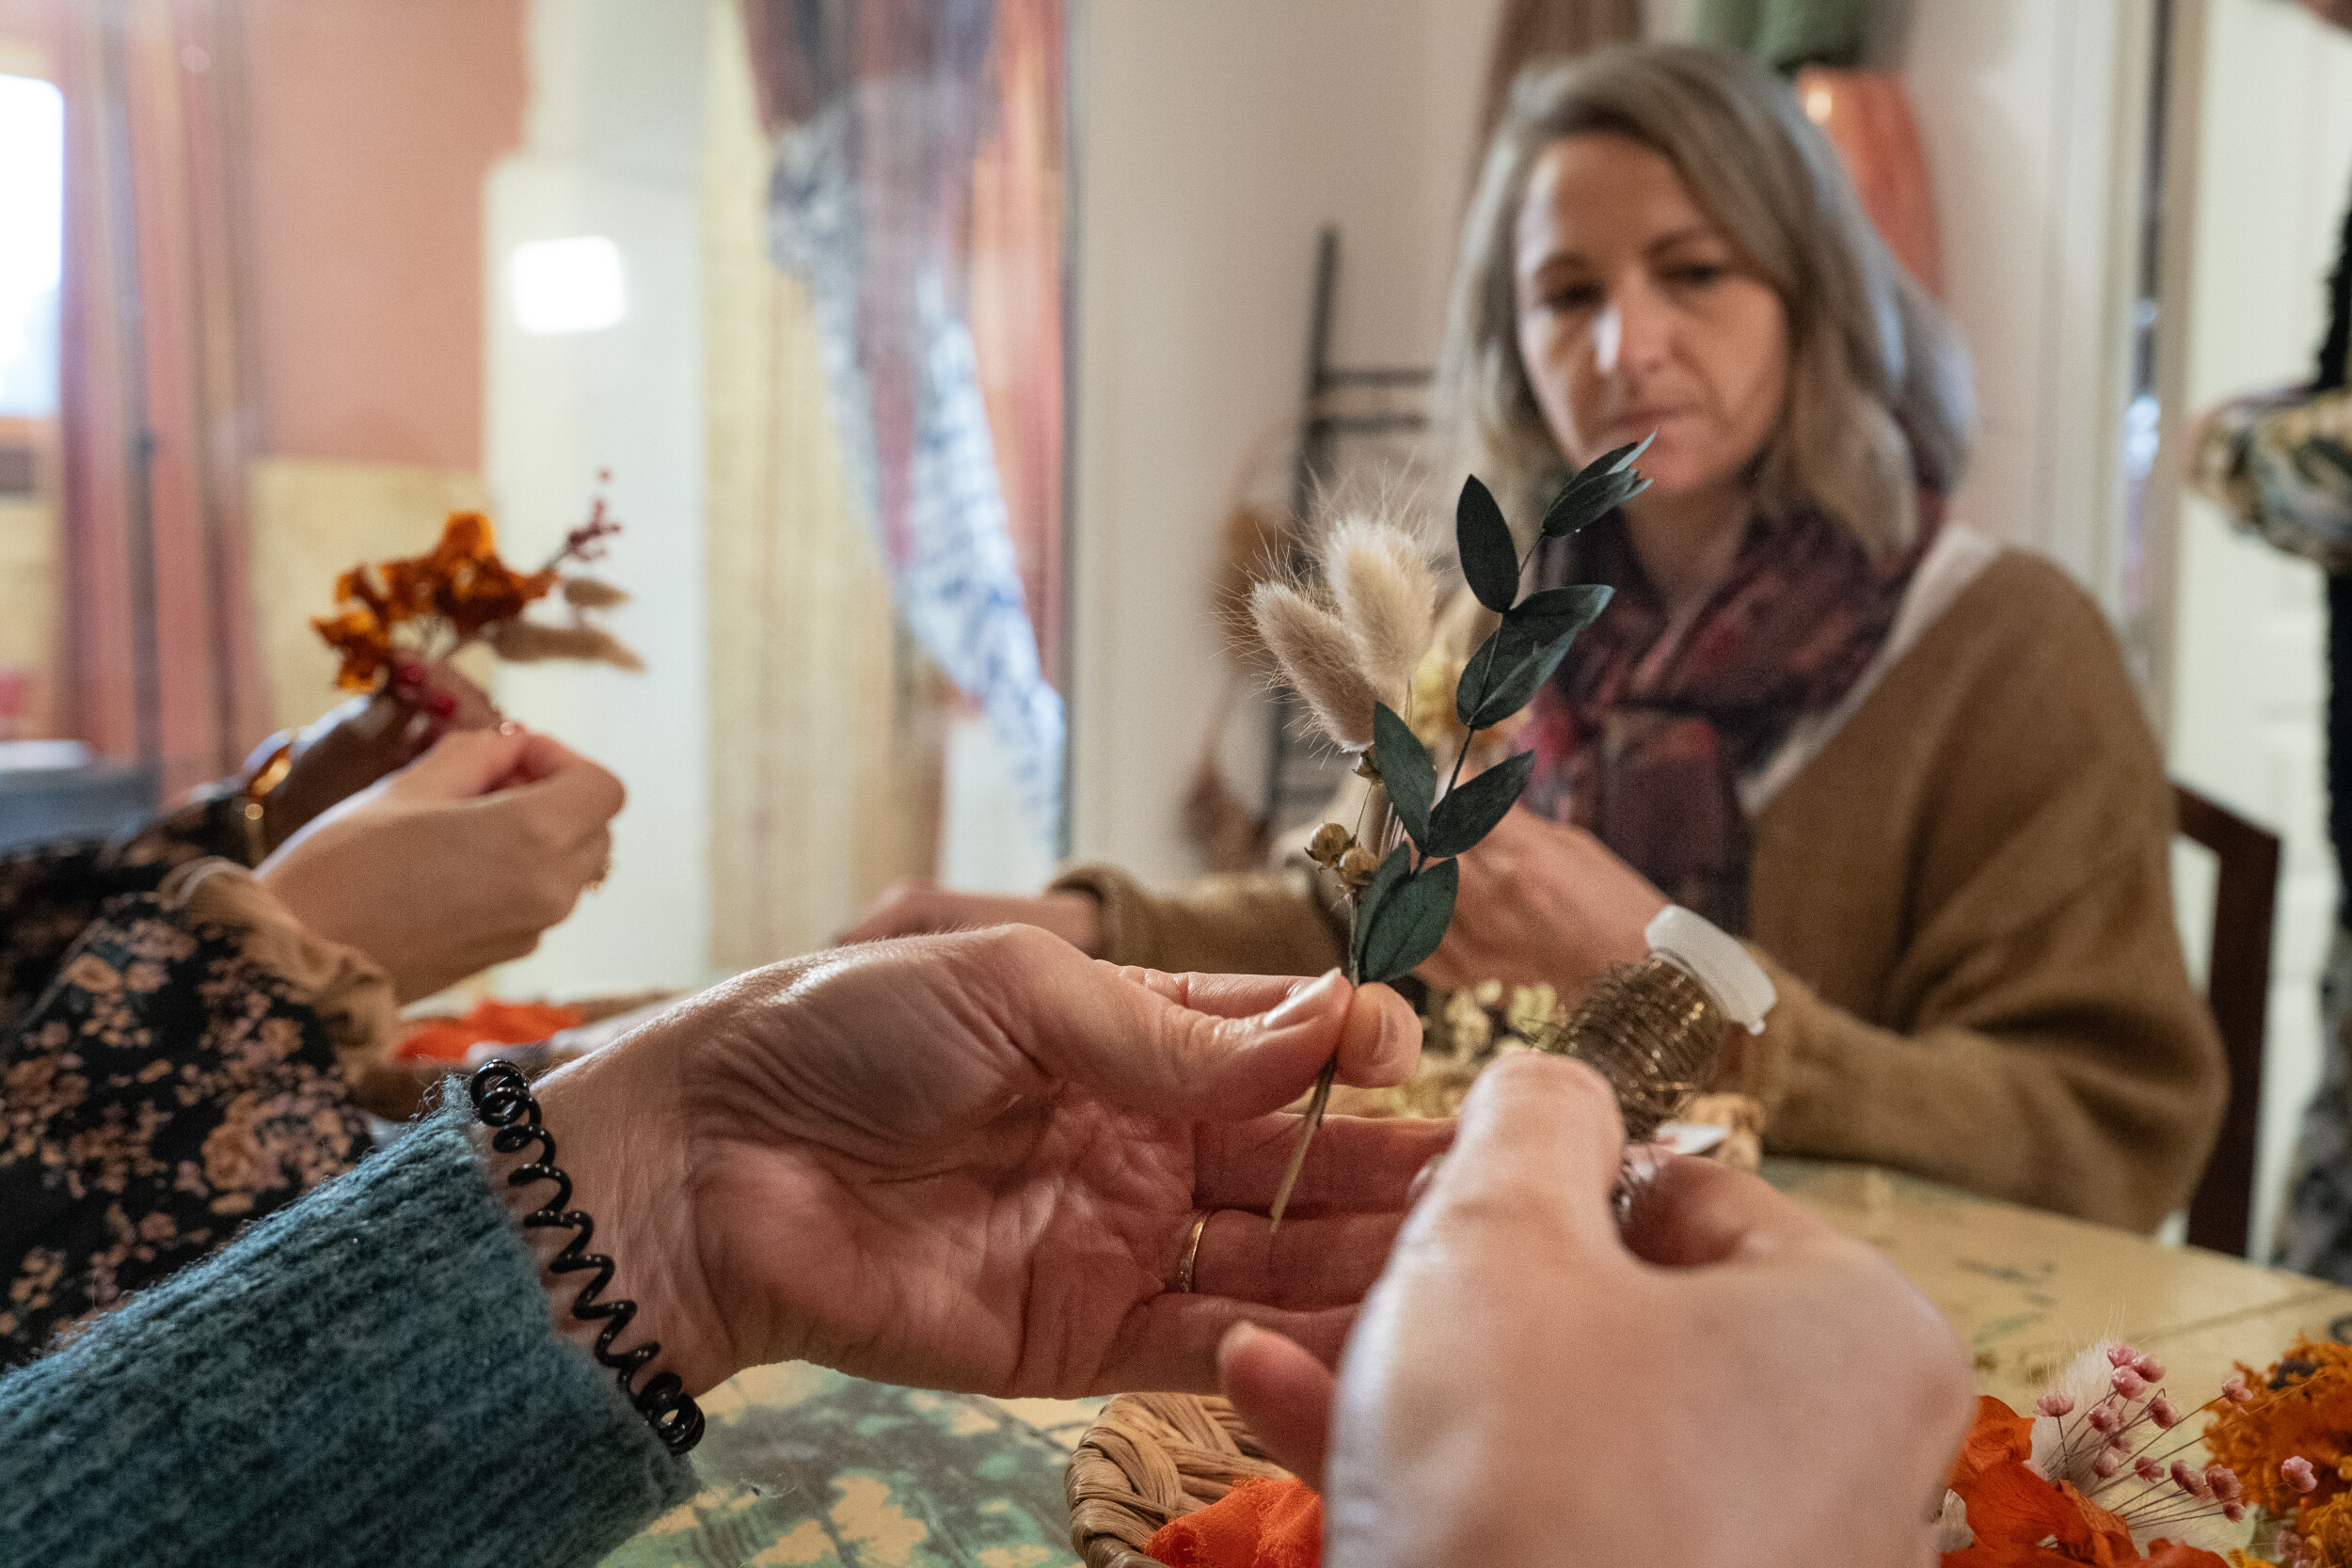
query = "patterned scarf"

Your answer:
(1519, 497), (1939, 933)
